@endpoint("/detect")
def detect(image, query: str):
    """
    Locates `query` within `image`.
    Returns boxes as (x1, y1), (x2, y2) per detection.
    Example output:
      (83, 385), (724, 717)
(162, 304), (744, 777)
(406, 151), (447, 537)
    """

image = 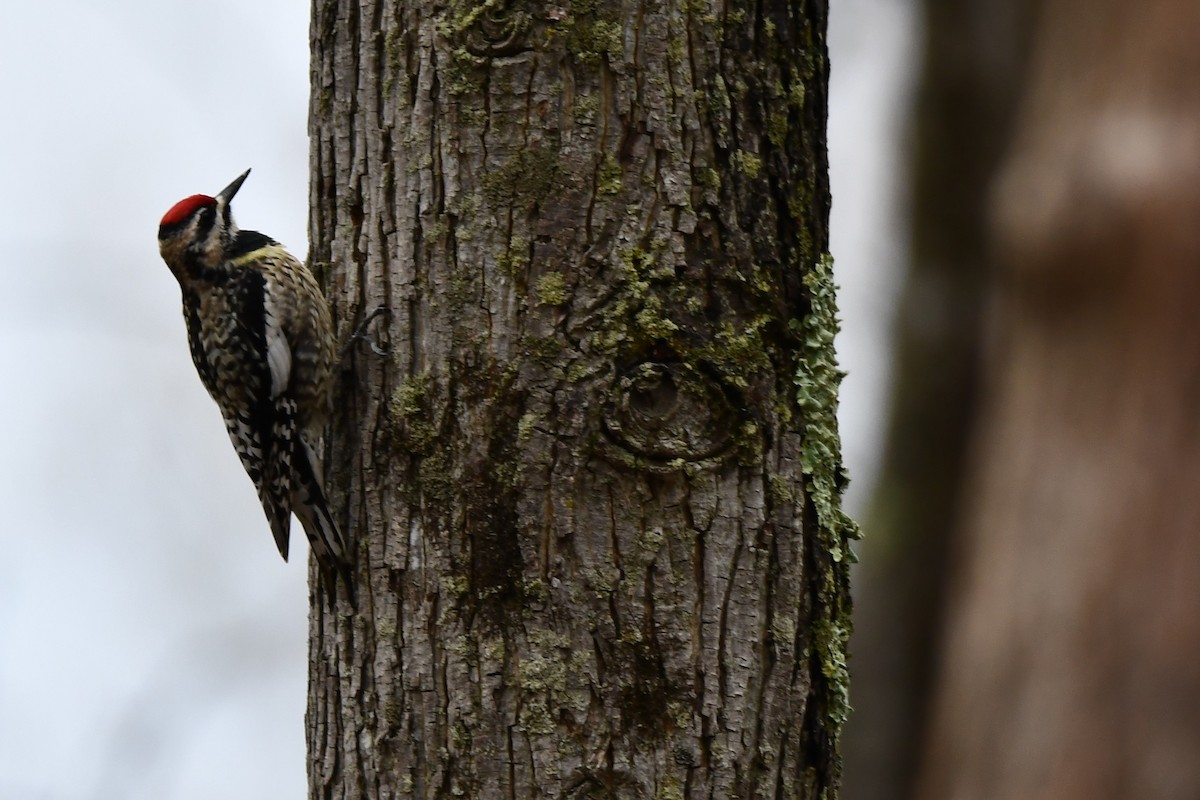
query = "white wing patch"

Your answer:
(264, 290), (292, 399)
